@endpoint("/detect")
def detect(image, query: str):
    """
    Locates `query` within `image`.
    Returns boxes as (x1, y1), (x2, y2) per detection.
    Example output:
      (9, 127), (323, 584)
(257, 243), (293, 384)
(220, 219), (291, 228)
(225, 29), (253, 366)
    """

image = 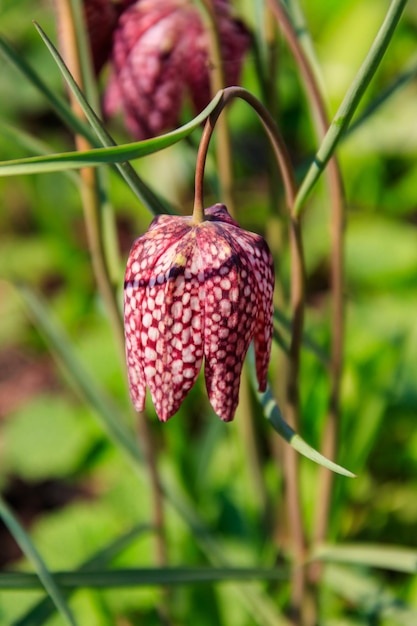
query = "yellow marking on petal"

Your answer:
(173, 253), (187, 266)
